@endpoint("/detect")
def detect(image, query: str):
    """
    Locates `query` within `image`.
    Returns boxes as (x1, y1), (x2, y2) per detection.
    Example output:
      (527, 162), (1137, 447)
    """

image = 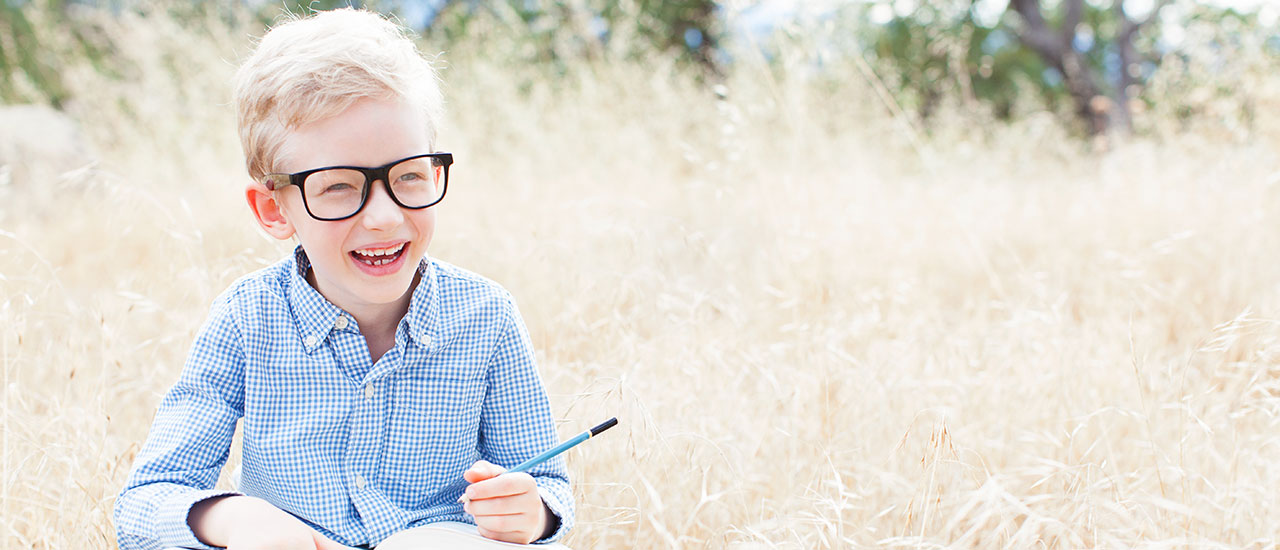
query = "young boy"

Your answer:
(114, 9), (573, 549)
